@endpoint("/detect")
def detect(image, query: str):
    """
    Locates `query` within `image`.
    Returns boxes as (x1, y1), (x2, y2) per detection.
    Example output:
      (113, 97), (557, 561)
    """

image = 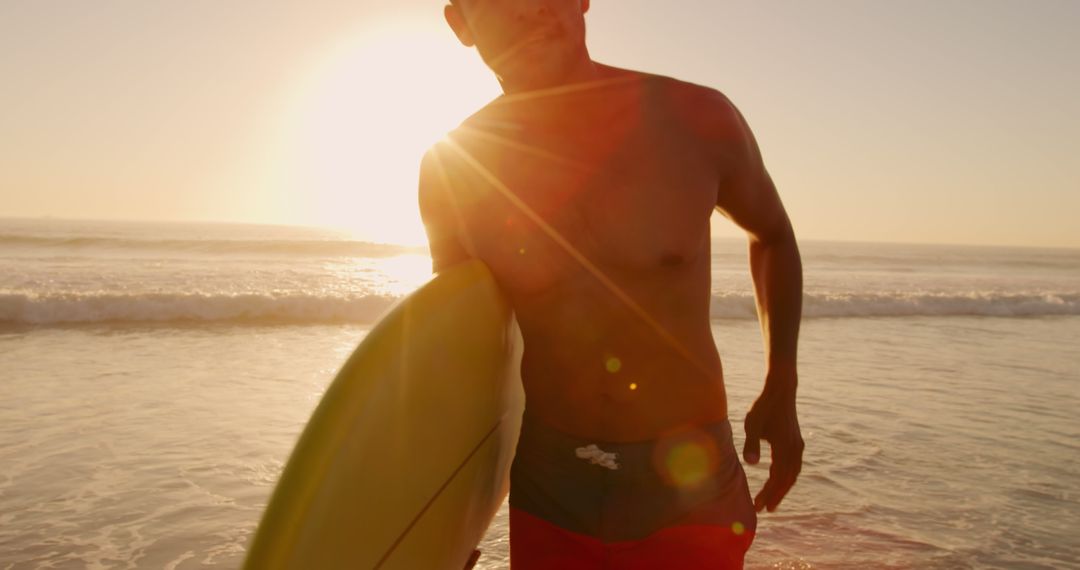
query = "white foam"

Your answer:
(0, 292), (398, 325)
(2, 290), (1077, 325)
(709, 291), (1080, 319)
